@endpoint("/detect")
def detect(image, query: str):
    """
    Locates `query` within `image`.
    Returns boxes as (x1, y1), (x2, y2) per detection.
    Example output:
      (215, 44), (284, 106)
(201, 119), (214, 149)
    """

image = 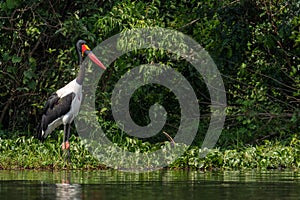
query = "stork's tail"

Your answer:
(36, 122), (44, 141)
